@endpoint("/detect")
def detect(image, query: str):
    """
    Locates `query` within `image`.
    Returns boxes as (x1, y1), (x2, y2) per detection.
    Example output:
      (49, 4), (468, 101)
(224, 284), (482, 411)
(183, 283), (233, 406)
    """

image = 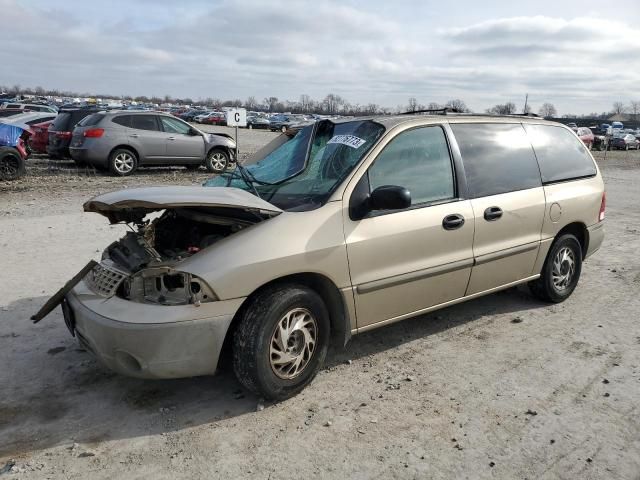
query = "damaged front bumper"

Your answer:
(64, 280), (245, 379)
